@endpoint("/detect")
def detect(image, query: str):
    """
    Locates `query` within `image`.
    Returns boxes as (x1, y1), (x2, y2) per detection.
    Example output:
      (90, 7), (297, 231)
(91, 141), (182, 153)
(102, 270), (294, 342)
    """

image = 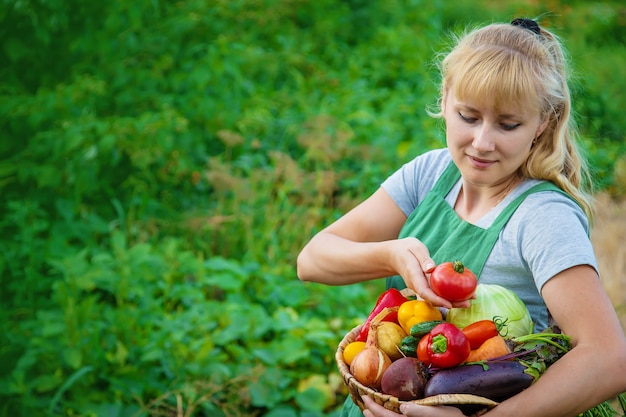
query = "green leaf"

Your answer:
(249, 378), (283, 408)
(41, 321), (66, 337)
(140, 349), (163, 363)
(32, 374), (62, 393)
(62, 348), (83, 369)
(295, 387), (329, 412)
(272, 337), (311, 365)
(264, 406), (299, 417)
(105, 341), (129, 366)
(48, 366), (94, 414)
